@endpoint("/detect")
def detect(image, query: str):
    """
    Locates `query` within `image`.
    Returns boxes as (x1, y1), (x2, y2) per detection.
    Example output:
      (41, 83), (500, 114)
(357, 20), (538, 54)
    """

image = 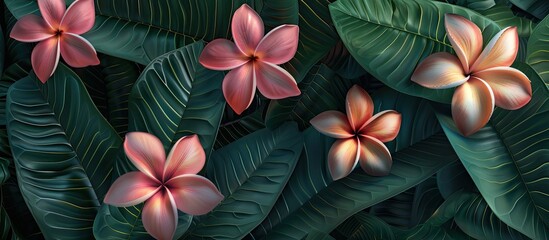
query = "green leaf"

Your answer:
(93, 42), (224, 239)
(0, 203), (13, 240)
(322, 41), (368, 79)
(435, 63), (549, 239)
(215, 109), (265, 149)
(441, 0), (496, 11)
(5, 65), (122, 238)
(329, 0), (502, 103)
(436, 161), (477, 199)
(509, 0), (549, 19)
(527, 14), (549, 88)
(265, 65), (358, 130)
(186, 123), (303, 239)
(479, 5), (537, 37)
(0, 25), (4, 77)
(334, 212), (395, 240)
